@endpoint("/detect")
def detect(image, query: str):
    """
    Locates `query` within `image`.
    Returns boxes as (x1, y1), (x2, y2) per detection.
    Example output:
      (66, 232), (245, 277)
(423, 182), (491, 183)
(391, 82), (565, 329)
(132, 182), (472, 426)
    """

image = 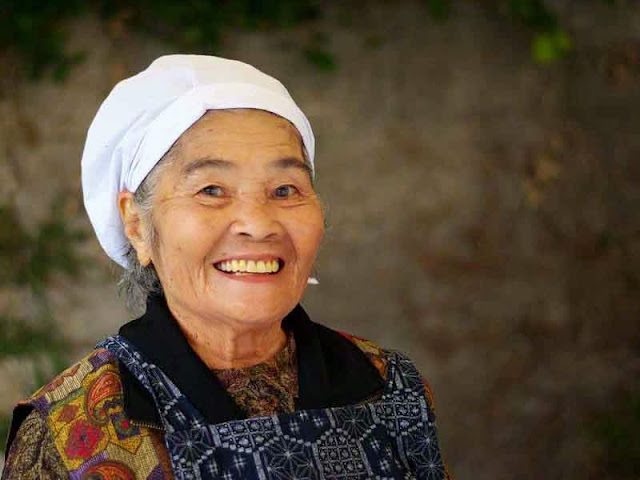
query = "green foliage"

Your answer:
(0, 206), (31, 285)
(589, 392), (640, 479)
(0, 203), (86, 294)
(1, 0), (321, 79)
(421, 0), (611, 64)
(508, 0), (557, 31)
(0, 314), (65, 359)
(0, 198), (83, 361)
(0, 0), (85, 79)
(99, 0), (319, 52)
(0, 199), (84, 453)
(303, 31), (336, 72)
(505, 0), (574, 64)
(426, 0), (452, 22)
(532, 28), (573, 63)
(0, 0), (624, 79)
(303, 47), (337, 72)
